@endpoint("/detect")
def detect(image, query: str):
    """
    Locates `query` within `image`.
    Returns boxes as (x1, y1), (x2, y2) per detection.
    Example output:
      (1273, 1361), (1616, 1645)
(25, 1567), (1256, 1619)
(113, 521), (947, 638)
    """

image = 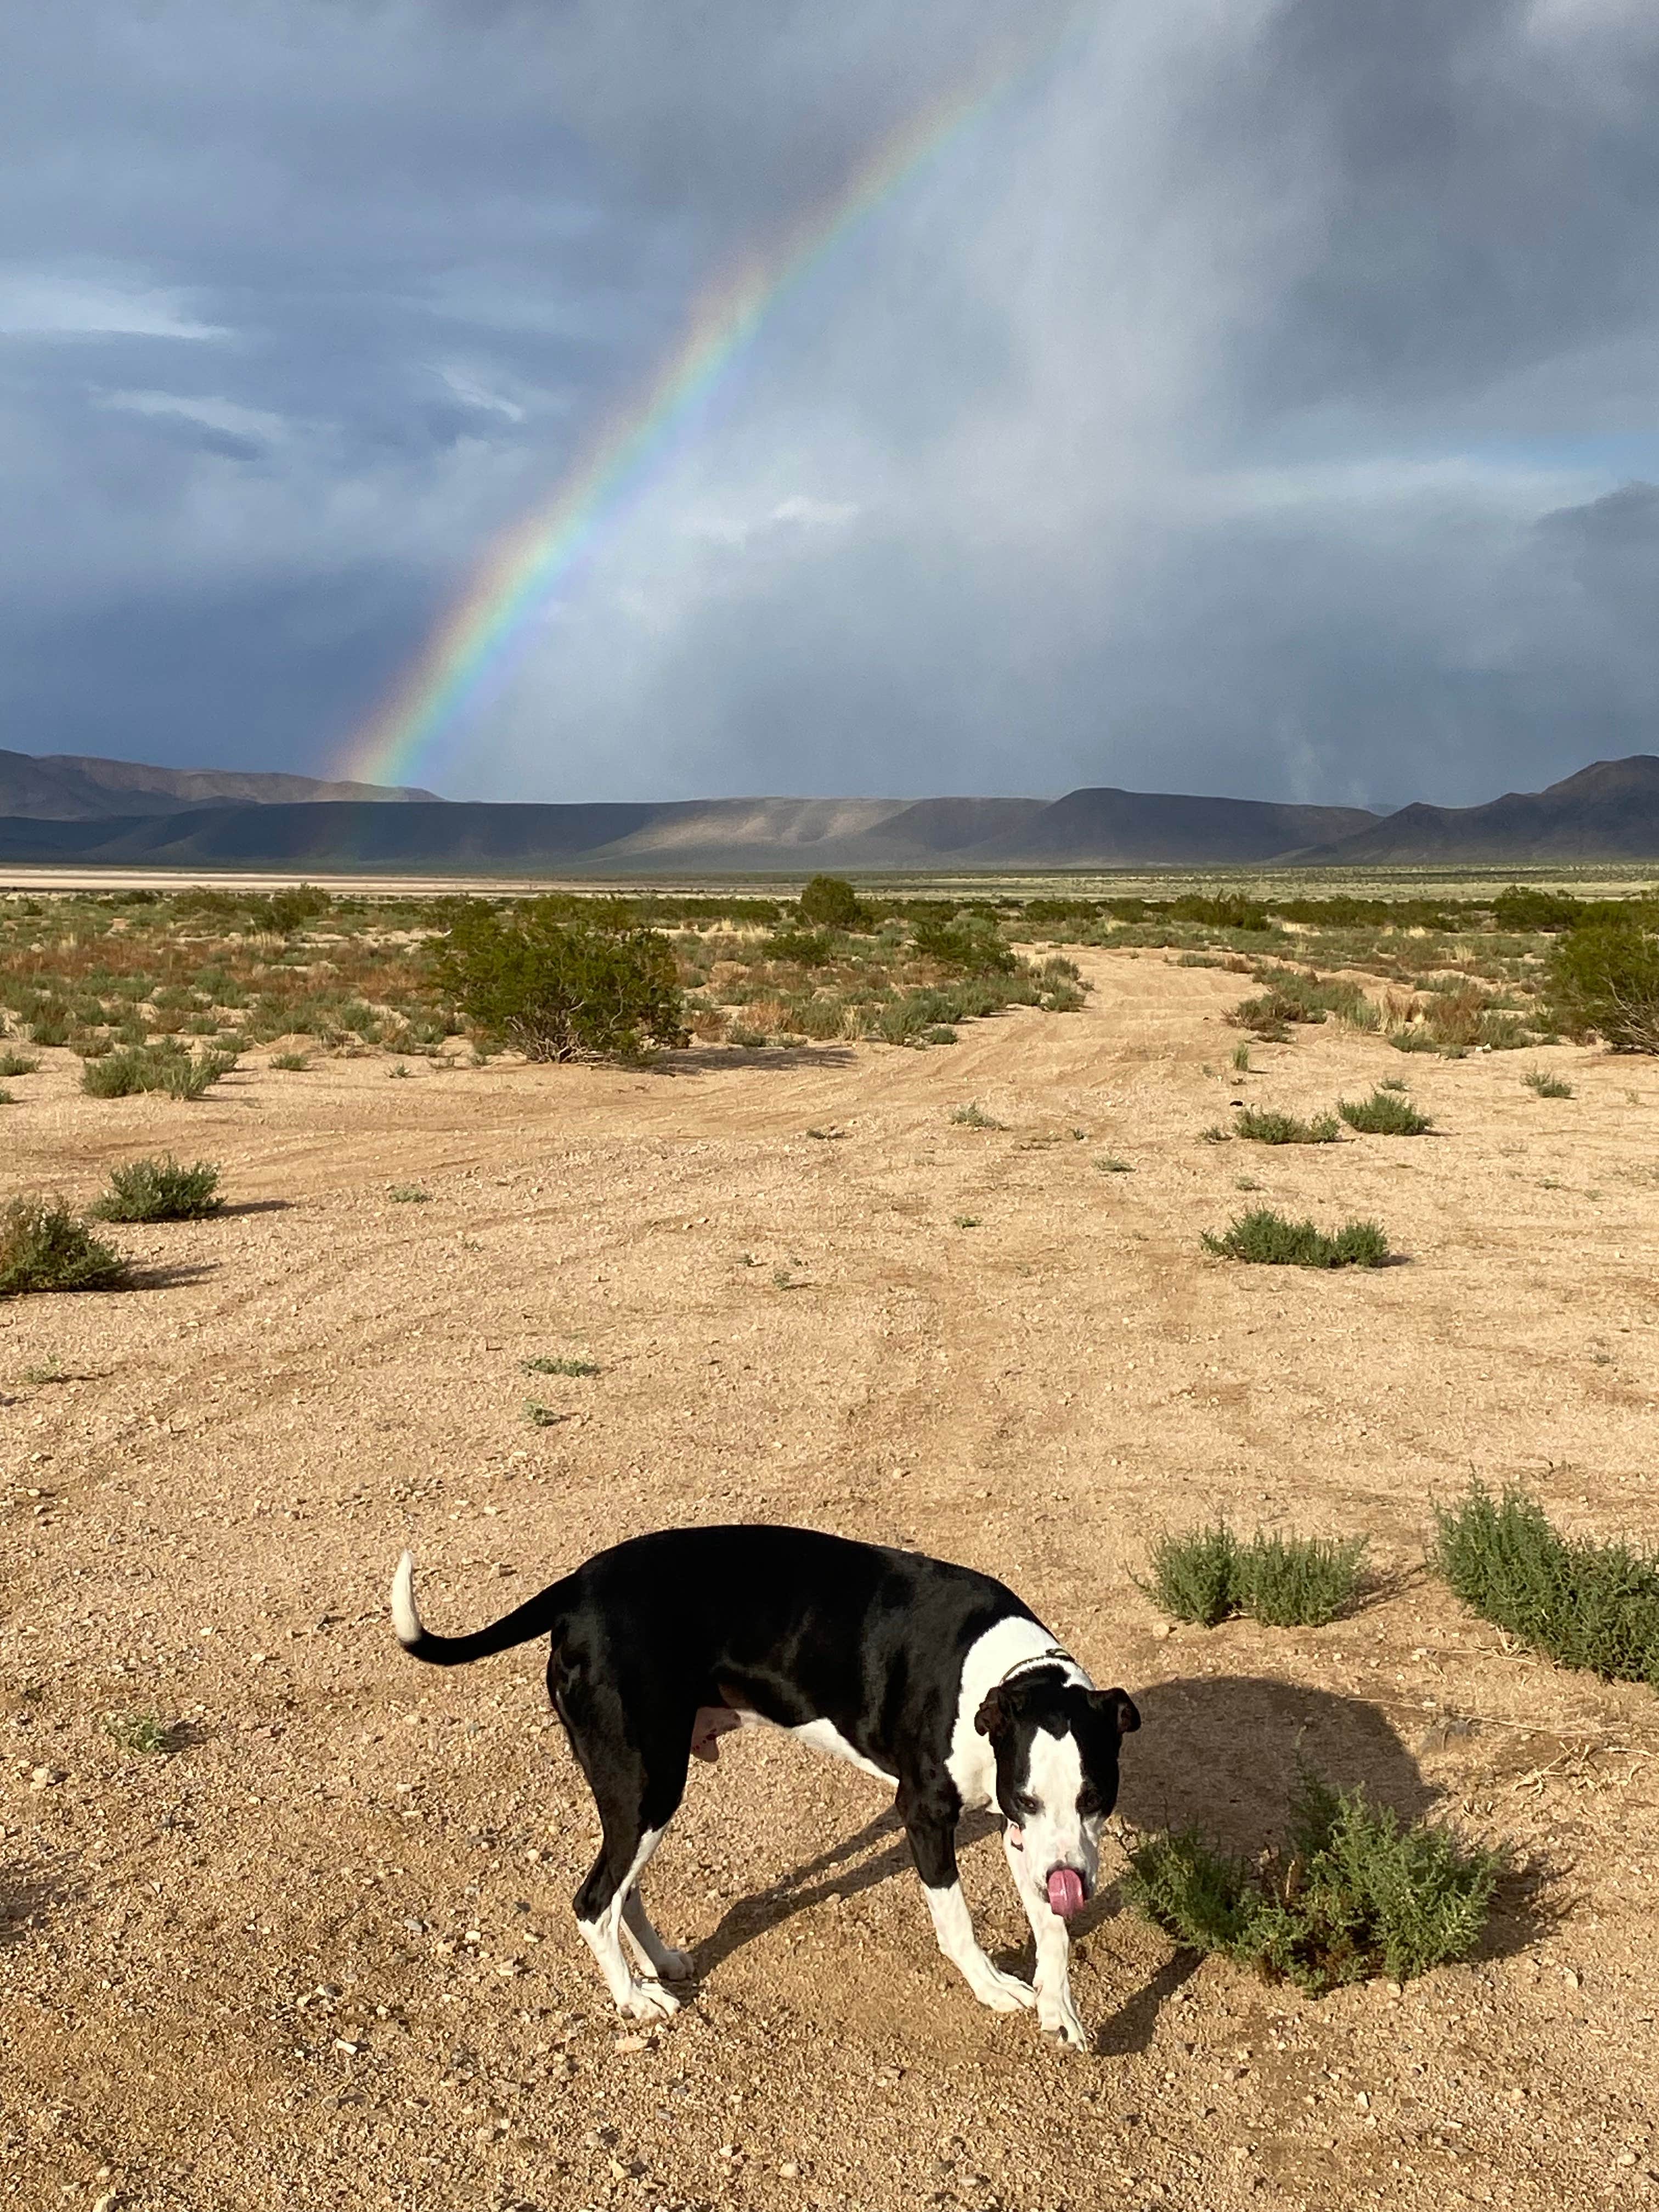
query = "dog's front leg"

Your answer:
(1001, 1826), (1086, 2049)
(902, 1797), (1036, 2015)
